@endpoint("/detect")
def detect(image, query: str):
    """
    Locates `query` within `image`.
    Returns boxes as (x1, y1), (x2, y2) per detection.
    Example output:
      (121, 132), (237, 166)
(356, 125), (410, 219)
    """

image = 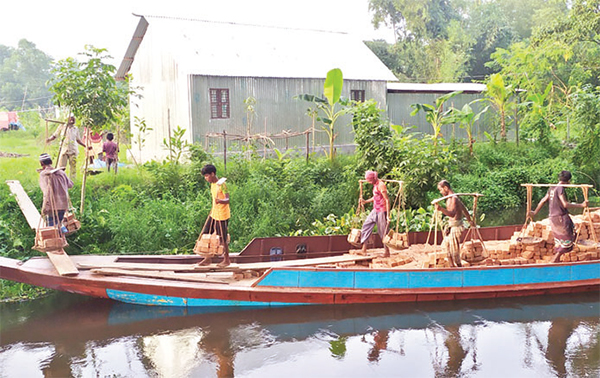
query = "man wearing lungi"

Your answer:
(530, 170), (588, 263)
(434, 180), (475, 267)
(359, 170), (390, 257)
